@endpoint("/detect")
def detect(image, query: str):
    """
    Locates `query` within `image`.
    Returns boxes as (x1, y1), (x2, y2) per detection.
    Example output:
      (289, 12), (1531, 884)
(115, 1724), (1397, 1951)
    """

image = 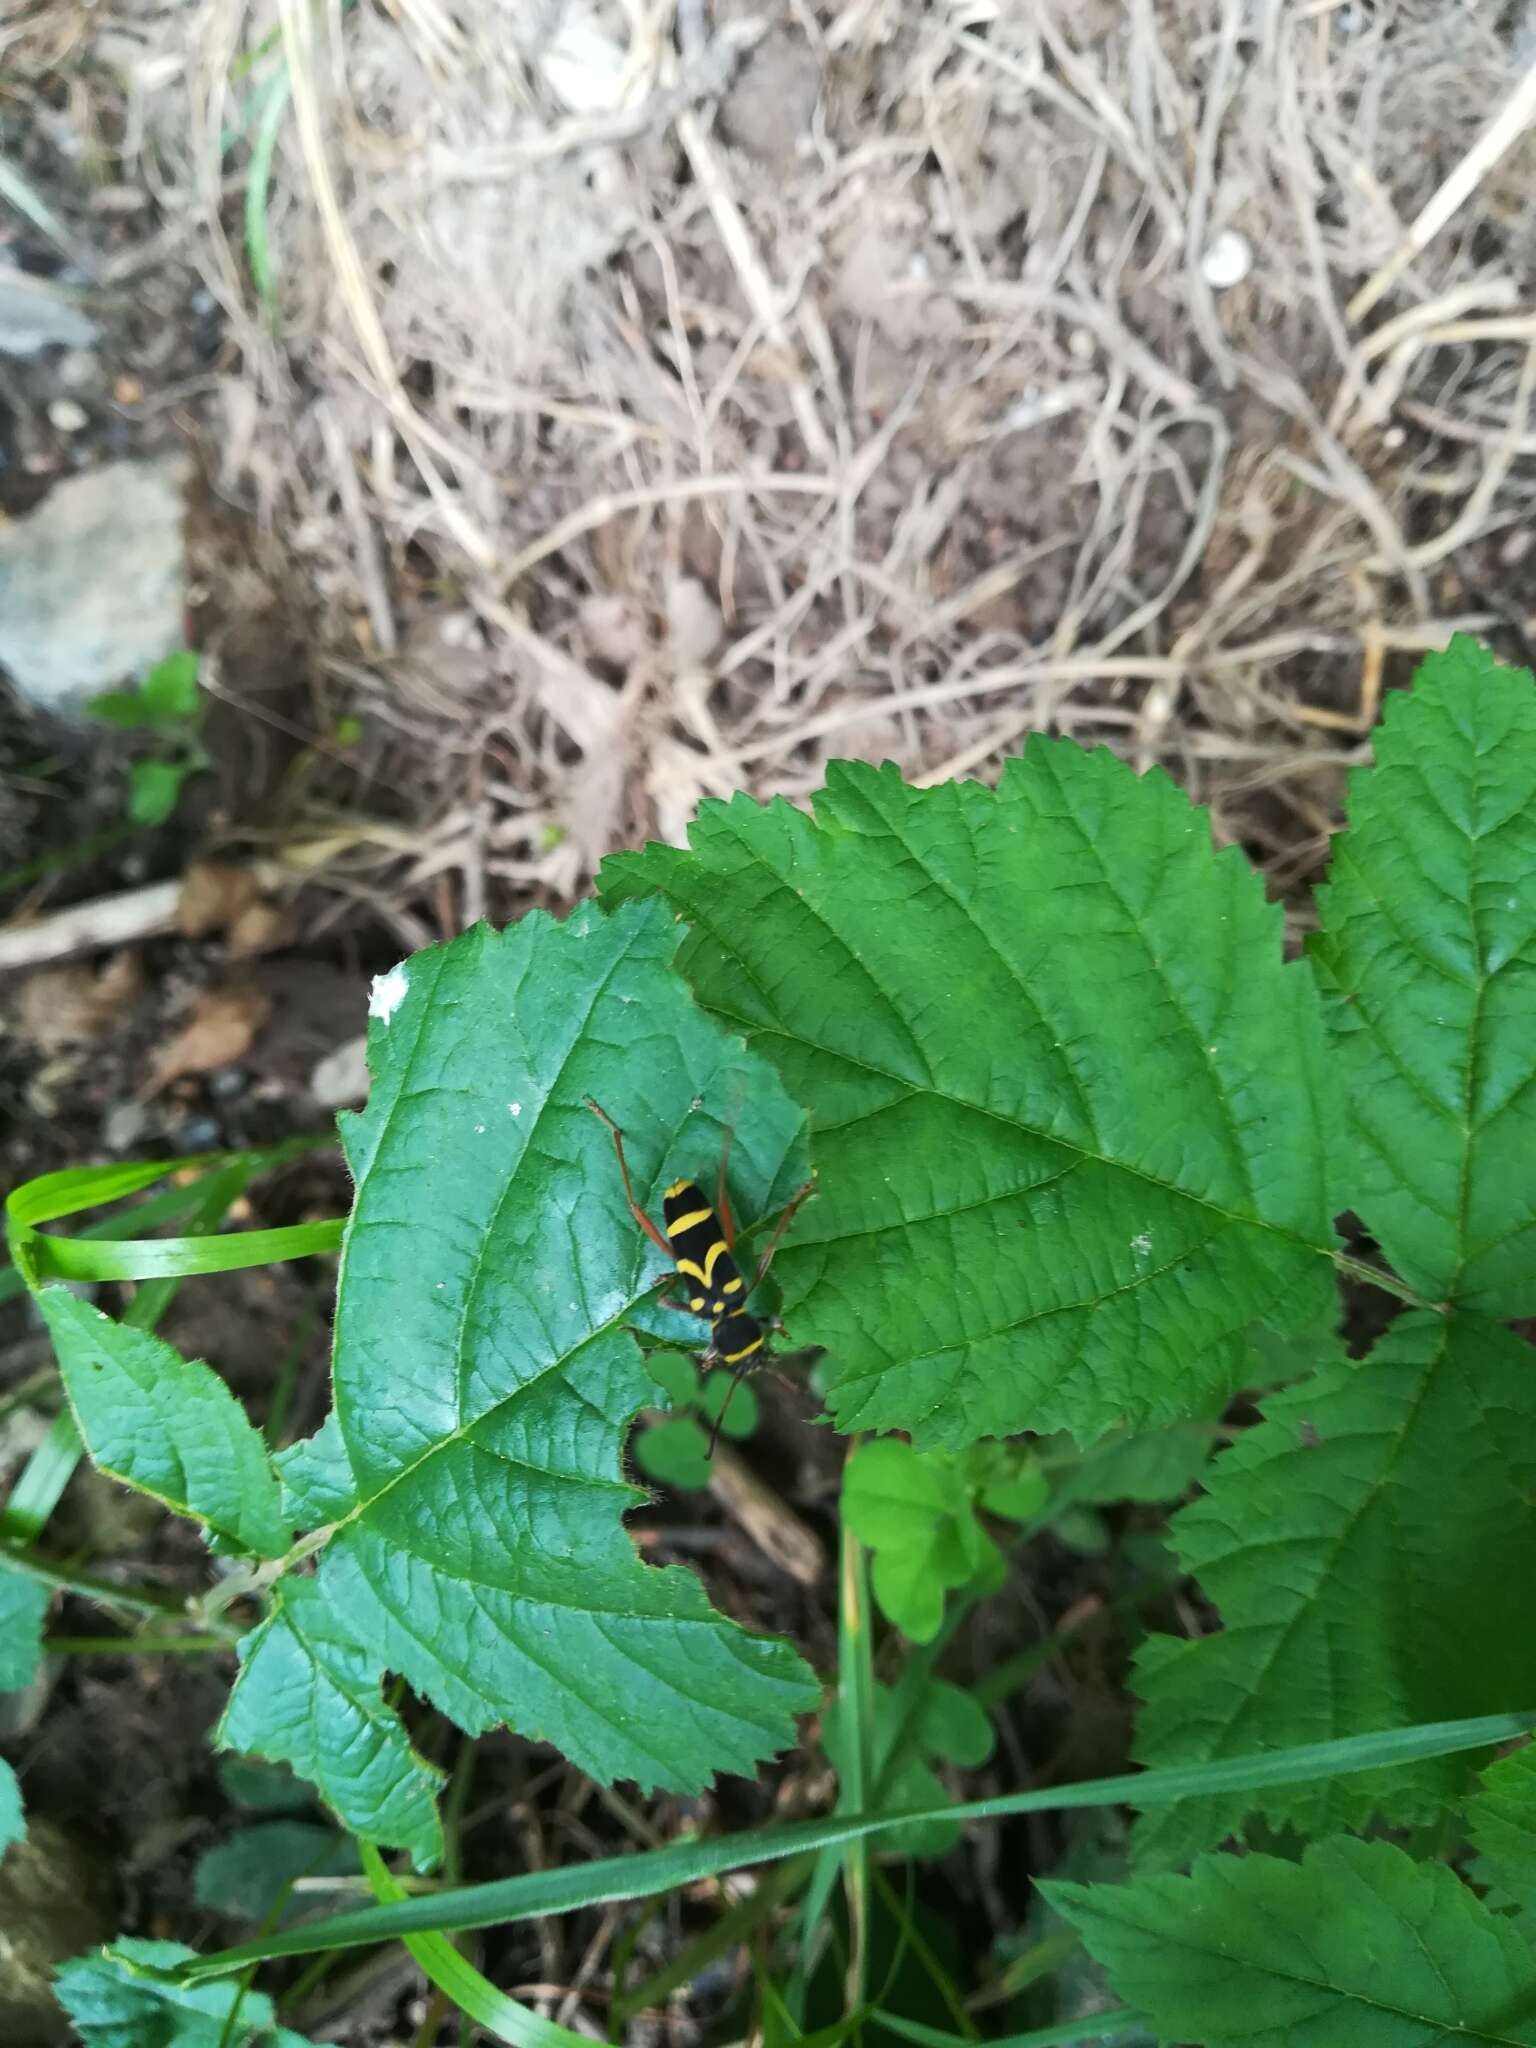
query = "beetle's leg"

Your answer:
(745, 1175), (817, 1295)
(584, 1098), (672, 1257)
